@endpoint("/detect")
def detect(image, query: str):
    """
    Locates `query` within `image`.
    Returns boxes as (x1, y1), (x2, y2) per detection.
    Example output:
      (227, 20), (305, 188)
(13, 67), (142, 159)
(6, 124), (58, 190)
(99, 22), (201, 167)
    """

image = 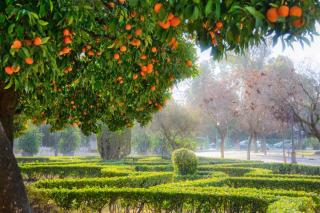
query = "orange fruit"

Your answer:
(64, 36), (72, 44)
(292, 18), (304, 27)
(118, 0), (125, 4)
(65, 66), (73, 72)
(96, 51), (102, 56)
(130, 39), (141, 47)
(11, 39), (22, 49)
(131, 11), (137, 18)
(170, 17), (181, 27)
(140, 71), (146, 77)
(135, 28), (142, 36)
(120, 45), (127, 52)
(4, 66), (14, 75)
(125, 24), (132, 30)
(33, 37), (42, 46)
(167, 13), (175, 21)
(127, 34), (133, 39)
(151, 85), (156, 91)
(140, 55), (147, 60)
(151, 47), (157, 53)
(290, 6), (302, 17)
(147, 64), (153, 73)
(114, 53), (120, 60)
(59, 47), (72, 55)
(215, 21), (223, 30)
(159, 21), (170, 29)
(154, 3), (162, 13)
(141, 66), (147, 72)
(24, 57), (34, 65)
(133, 74), (139, 80)
(63, 28), (71, 36)
(277, 5), (289, 17)
(186, 60), (193, 67)
(266, 8), (278, 23)
(88, 50), (95, 56)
